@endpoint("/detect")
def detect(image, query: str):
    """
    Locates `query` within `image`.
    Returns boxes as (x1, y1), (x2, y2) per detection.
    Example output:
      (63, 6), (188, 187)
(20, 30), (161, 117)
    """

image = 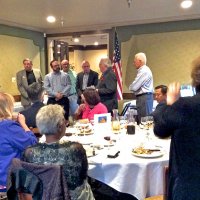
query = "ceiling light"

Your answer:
(94, 42), (99, 46)
(181, 0), (193, 9)
(73, 38), (79, 43)
(46, 16), (56, 23)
